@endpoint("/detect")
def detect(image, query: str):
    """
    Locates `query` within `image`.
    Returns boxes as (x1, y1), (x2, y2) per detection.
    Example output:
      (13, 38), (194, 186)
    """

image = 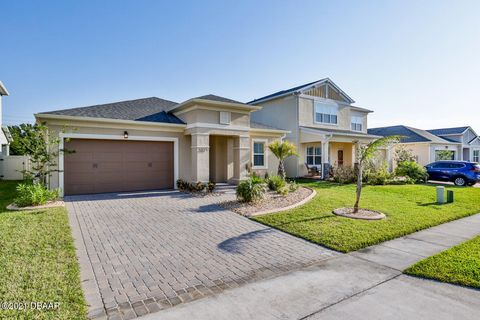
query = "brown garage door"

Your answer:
(64, 139), (174, 195)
